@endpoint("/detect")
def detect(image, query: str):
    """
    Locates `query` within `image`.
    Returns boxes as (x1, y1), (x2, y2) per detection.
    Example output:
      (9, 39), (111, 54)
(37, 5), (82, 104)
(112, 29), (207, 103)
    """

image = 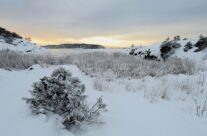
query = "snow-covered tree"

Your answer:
(24, 67), (107, 130)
